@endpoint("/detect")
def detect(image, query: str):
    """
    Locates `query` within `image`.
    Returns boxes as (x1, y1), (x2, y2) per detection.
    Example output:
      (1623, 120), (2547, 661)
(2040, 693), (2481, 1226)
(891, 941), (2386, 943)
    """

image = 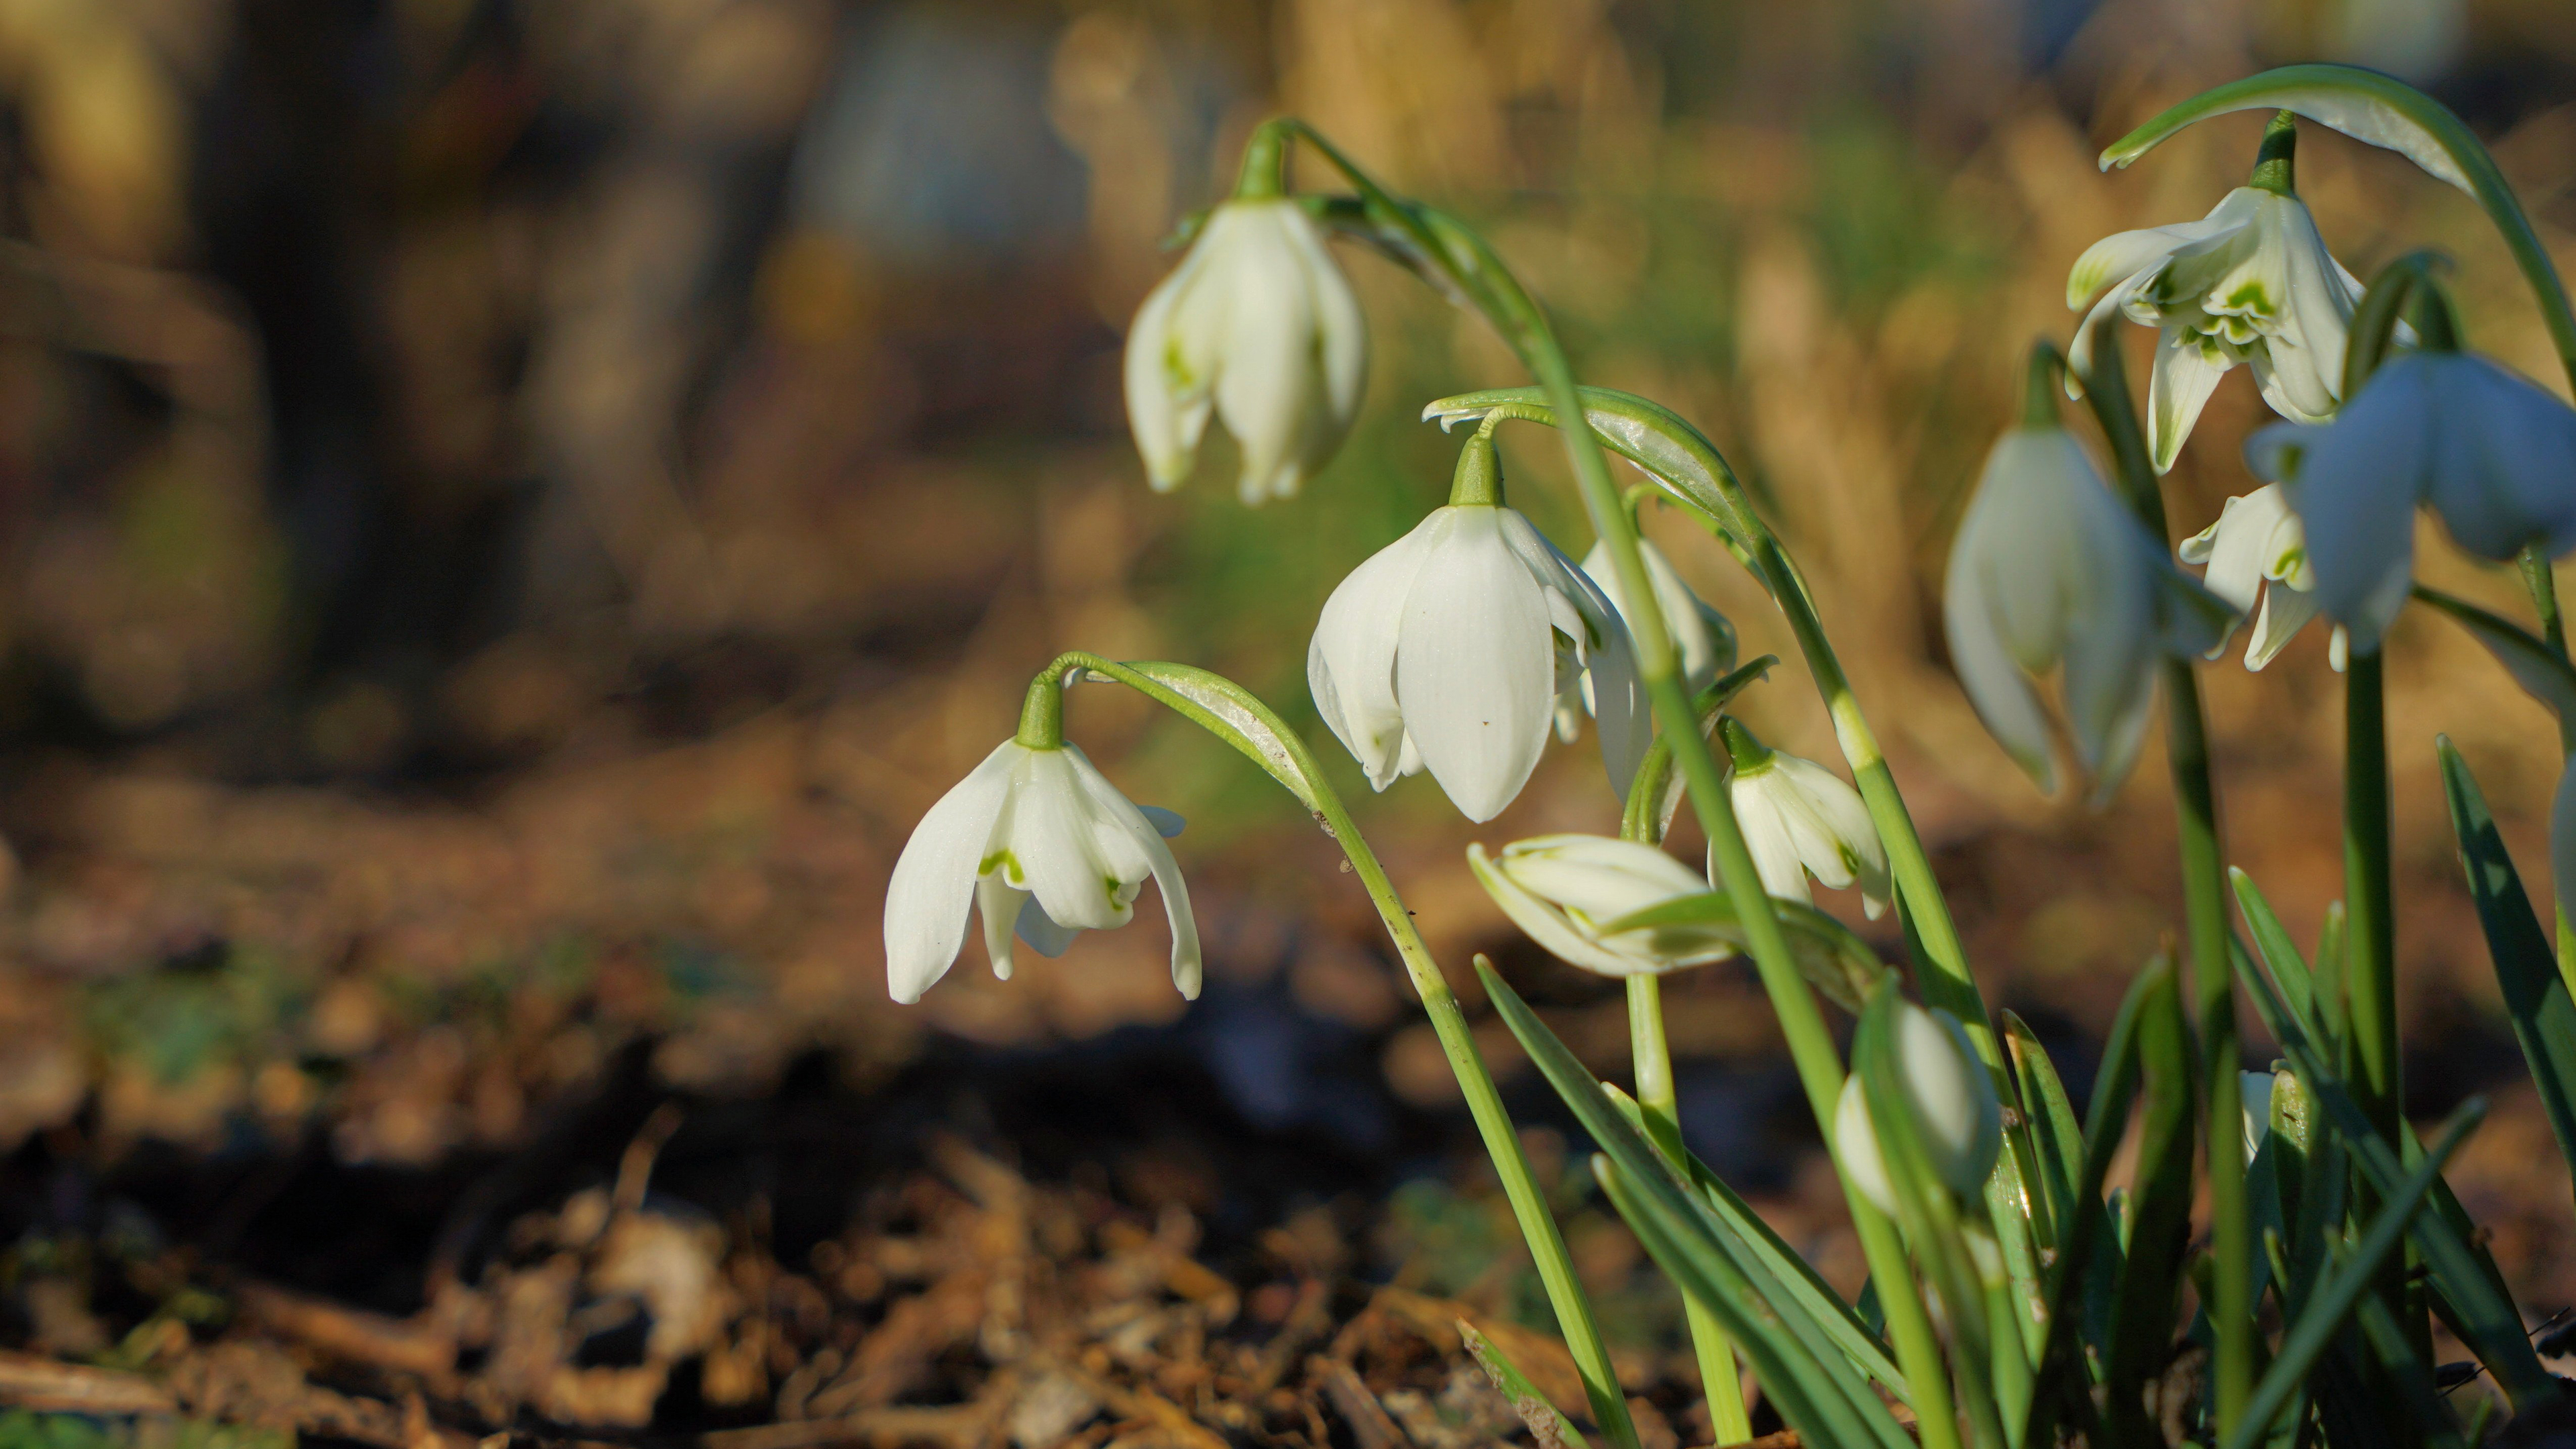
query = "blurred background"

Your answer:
(3, 0), (2576, 1438)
